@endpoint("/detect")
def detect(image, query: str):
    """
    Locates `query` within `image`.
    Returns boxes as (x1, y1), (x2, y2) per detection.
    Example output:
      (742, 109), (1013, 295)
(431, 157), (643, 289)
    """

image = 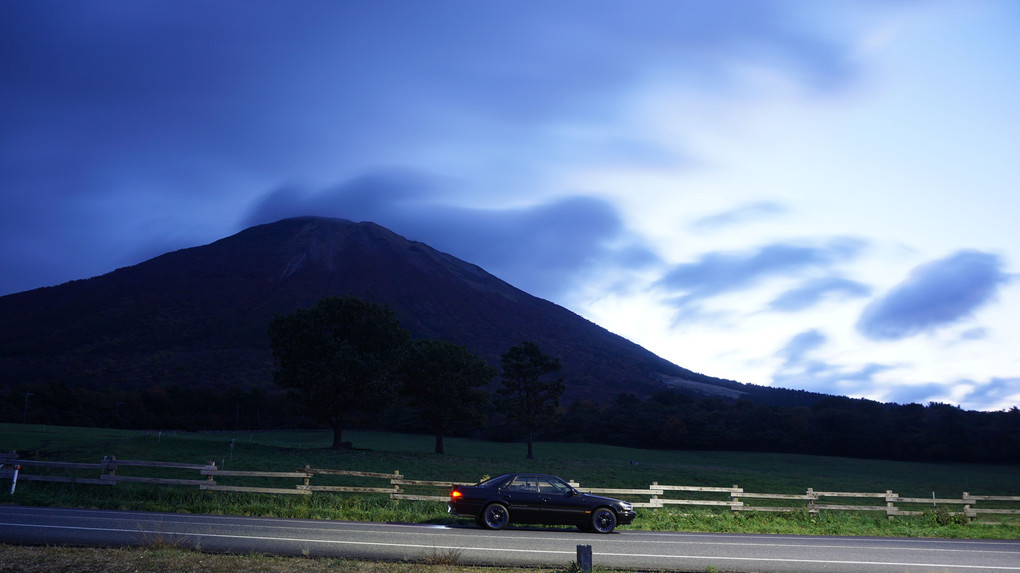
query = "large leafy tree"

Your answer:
(268, 296), (409, 449)
(498, 341), (564, 459)
(400, 338), (494, 454)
